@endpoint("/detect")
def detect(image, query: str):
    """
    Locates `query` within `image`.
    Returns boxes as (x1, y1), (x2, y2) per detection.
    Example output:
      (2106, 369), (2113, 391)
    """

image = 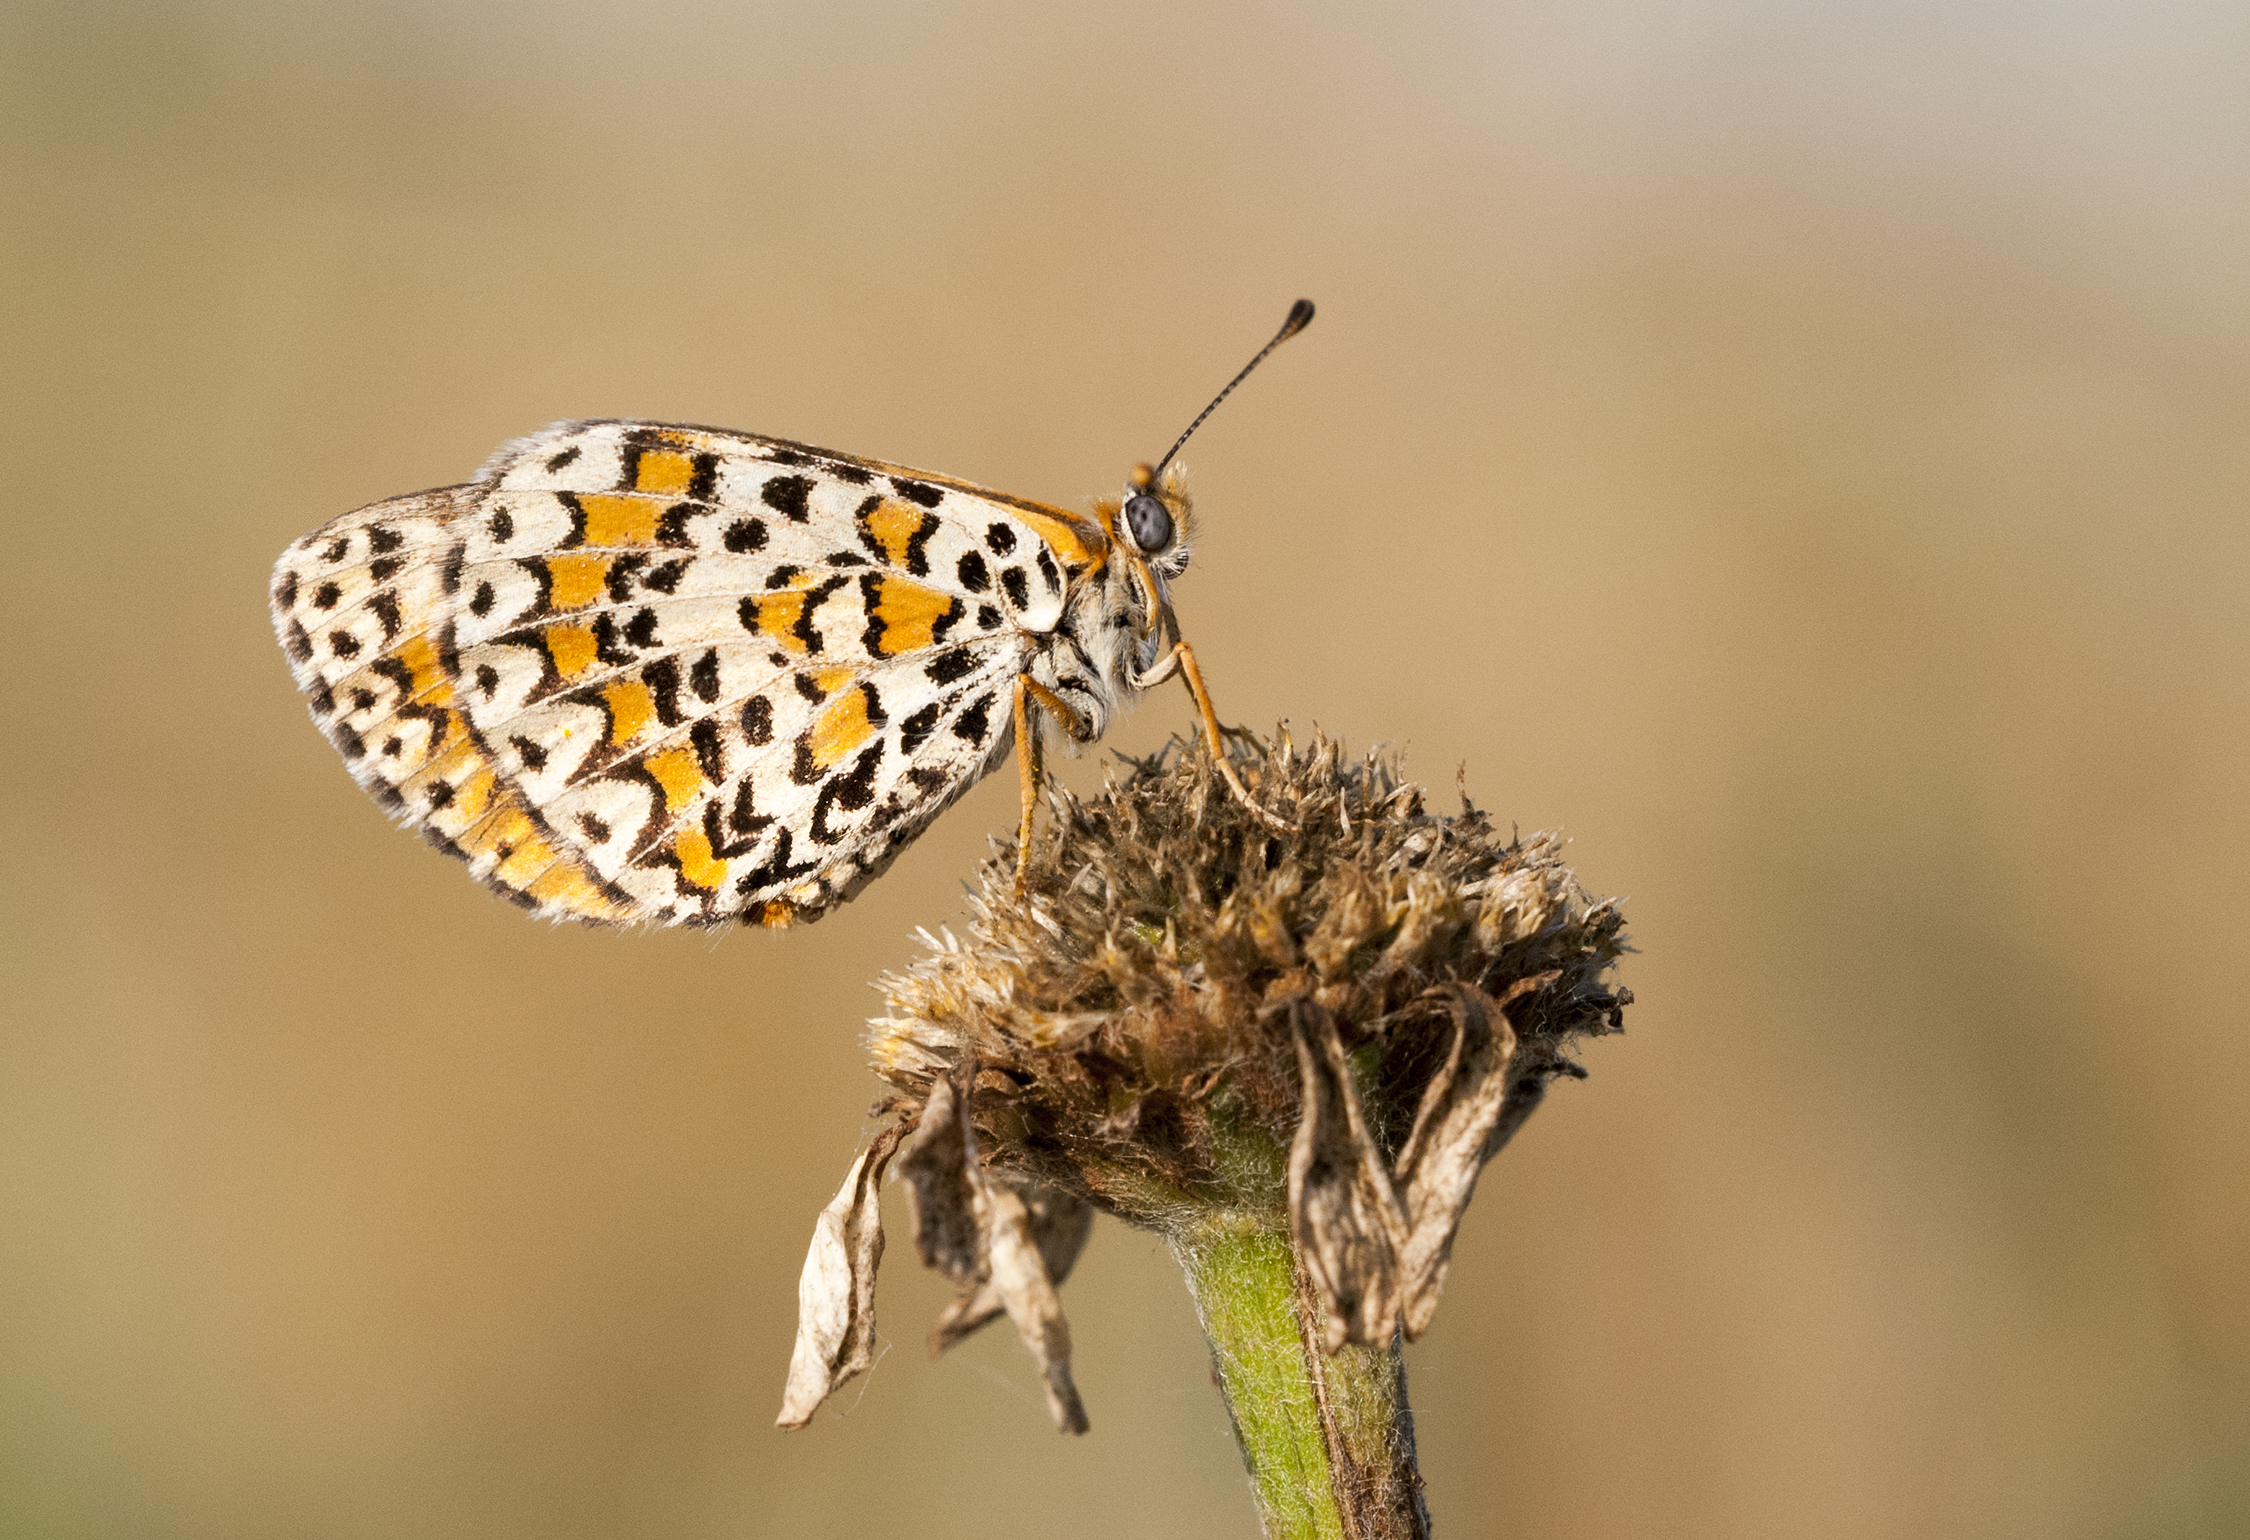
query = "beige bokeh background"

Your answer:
(4, 1), (2246, 1536)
